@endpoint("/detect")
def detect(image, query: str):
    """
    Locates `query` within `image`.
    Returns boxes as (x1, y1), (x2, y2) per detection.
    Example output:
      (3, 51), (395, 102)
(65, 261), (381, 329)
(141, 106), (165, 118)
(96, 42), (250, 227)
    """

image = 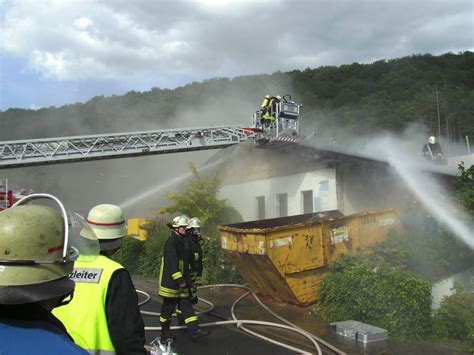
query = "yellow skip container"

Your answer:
(219, 209), (401, 305)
